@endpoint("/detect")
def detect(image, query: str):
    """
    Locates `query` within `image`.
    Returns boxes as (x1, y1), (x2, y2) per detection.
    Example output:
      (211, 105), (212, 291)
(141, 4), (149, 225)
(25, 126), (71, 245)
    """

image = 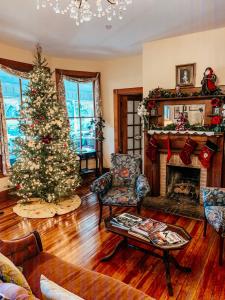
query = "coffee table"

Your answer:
(101, 215), (192, 296)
